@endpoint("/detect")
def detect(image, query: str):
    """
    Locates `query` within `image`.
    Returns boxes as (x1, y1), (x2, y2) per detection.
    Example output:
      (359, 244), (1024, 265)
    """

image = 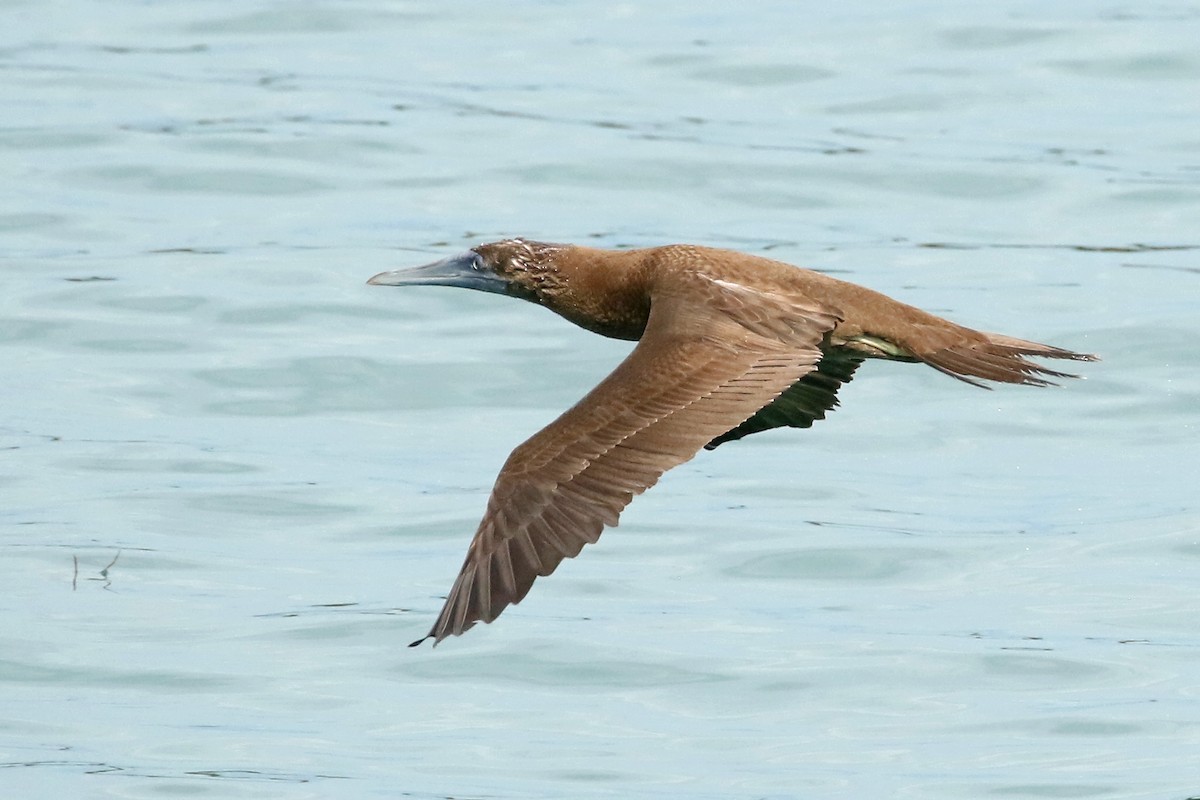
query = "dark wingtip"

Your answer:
(408, 635), (432, 648)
